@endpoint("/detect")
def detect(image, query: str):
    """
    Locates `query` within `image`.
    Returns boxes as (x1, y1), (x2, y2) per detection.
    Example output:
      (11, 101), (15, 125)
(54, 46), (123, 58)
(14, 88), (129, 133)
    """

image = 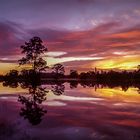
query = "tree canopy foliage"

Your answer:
(18, 37), (48, 72)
